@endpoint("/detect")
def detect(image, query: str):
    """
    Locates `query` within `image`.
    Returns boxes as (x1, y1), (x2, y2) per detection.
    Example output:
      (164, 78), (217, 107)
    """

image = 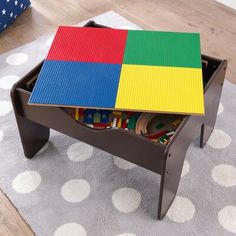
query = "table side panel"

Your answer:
(14, 89), (166, 174)
(157, 59), (227, 219)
